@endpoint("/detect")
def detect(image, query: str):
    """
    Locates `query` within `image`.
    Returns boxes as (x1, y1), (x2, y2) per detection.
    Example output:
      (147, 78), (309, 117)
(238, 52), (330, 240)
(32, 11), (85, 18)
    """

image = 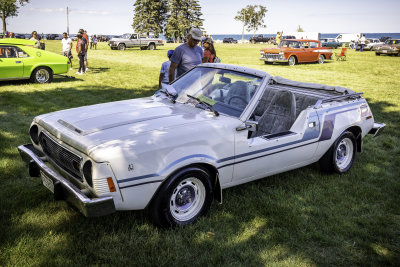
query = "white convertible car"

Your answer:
(18, 63), (385, 227)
